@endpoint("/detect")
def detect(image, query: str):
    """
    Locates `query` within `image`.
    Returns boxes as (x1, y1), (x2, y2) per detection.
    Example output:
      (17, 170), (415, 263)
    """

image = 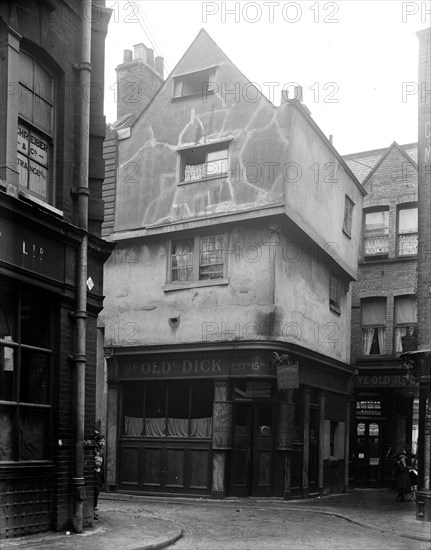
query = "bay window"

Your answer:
(361, 298), (386, 355)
